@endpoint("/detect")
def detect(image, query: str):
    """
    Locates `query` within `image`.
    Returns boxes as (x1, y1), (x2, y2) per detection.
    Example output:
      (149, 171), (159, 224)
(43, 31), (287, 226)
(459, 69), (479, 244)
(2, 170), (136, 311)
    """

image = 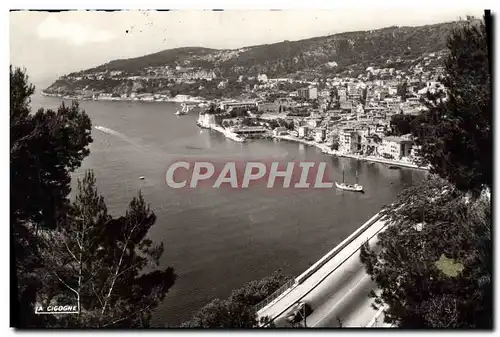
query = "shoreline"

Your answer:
(273, 135), (430, 170)
(196, 122), (246, 143)
(43, 93), (428, 171)
(40, 92), (207, 104)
